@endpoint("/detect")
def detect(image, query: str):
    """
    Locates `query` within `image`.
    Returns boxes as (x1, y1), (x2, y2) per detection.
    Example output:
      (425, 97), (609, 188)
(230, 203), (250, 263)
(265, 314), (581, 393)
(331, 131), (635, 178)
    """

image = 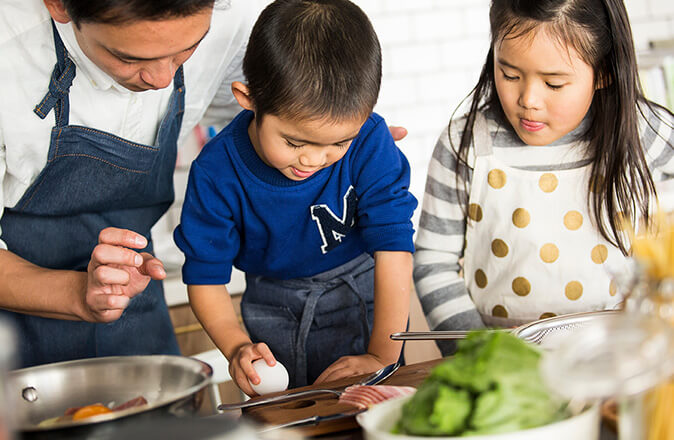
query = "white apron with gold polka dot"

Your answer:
(463, 115), (626, 327)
